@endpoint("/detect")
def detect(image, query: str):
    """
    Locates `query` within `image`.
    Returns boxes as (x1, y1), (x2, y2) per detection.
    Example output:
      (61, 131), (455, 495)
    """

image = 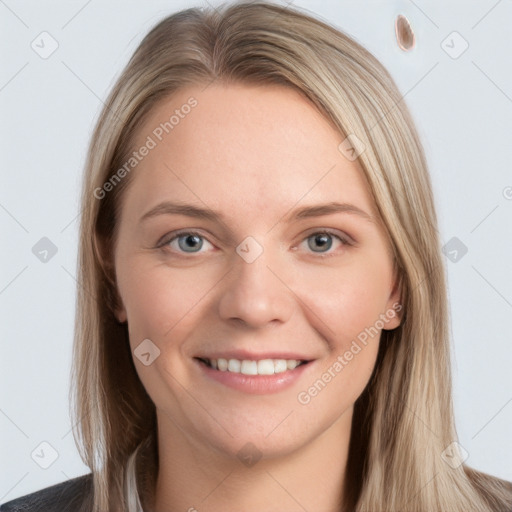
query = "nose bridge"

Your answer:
(217, 235), (293, 327)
